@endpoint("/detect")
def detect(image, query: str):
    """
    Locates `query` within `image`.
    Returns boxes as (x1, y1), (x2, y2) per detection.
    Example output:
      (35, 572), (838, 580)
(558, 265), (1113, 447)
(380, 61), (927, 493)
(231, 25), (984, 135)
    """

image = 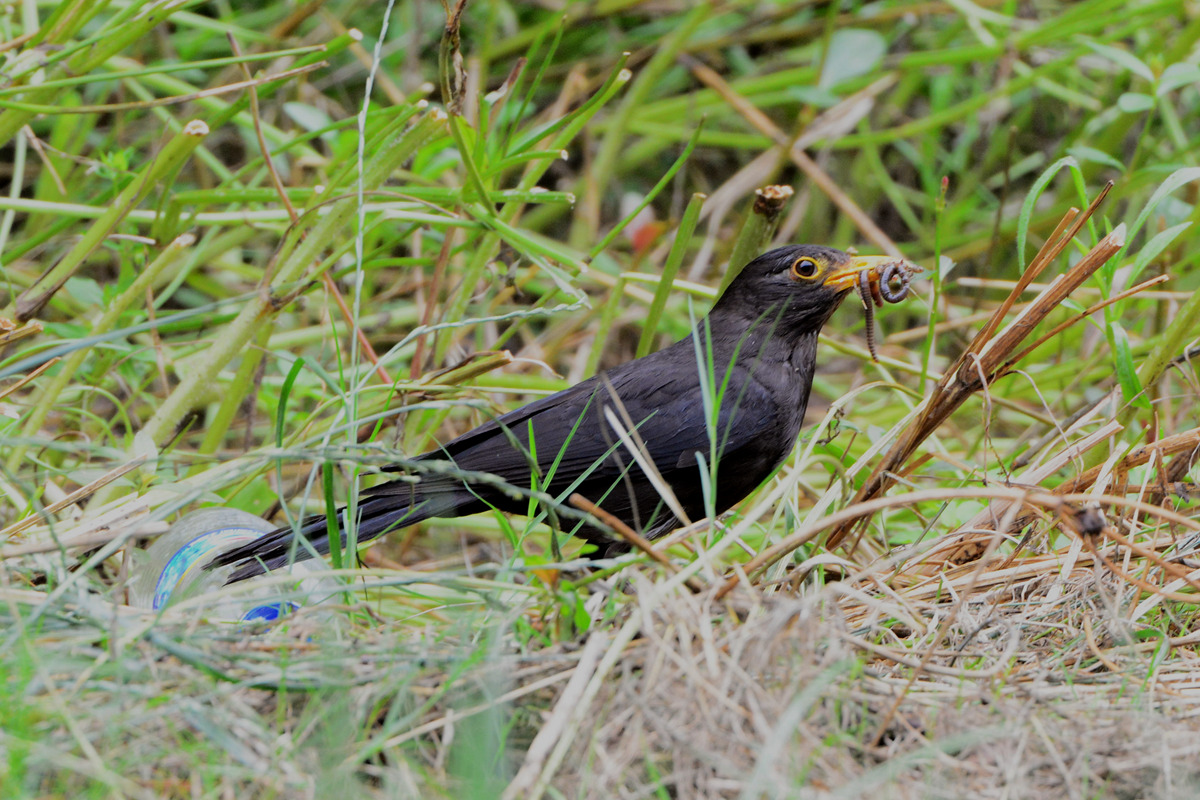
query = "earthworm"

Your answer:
(879, 261), (911, 303)
(856, 268), (878, 362)
(856, 262), (912, 362)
